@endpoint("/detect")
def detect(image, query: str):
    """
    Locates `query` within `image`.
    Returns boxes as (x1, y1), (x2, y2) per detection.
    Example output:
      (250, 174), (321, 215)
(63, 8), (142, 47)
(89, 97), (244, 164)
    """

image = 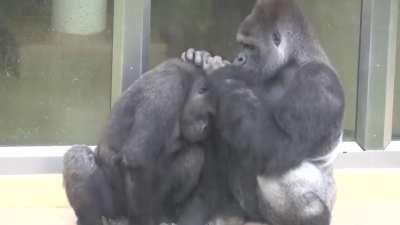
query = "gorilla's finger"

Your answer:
(207, 57), (216, 69)
(215, 56), (225, 67)
(195, 51), (203, 66)
(215, 56), (227, 69)
(223, 60), (231, 65)
(181, 52), (187, 61)
(210, 56), (223, 69)
(213, 55), (223, 62)
(203, 57), (211, 70)
(202, 57), (216, 75)
(186, 48), (195, 61)
(202, 52), (212, 69)
(201, 51), (212, 59)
